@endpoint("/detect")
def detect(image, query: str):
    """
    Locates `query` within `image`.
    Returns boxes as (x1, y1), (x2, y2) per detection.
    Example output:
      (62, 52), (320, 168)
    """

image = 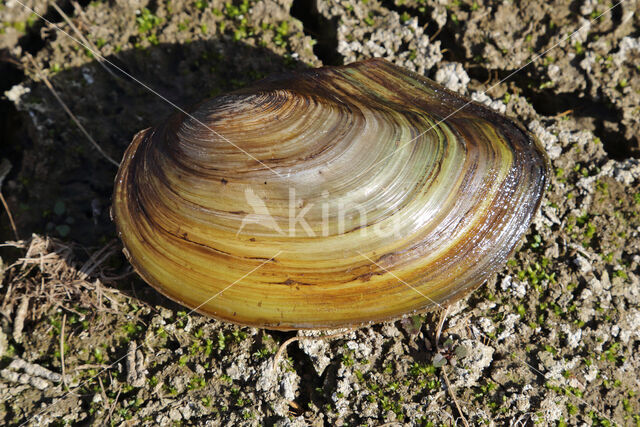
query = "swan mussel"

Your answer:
(112, 58), (549, 330)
